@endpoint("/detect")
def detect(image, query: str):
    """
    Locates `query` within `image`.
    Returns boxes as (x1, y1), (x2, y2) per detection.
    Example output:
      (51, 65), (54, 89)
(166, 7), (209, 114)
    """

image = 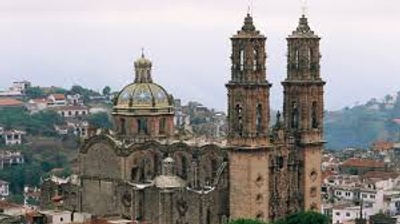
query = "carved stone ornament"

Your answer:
(121, 192), (132, 207)
(176, 197), (188, 217)
(310, 169), (318, 182)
